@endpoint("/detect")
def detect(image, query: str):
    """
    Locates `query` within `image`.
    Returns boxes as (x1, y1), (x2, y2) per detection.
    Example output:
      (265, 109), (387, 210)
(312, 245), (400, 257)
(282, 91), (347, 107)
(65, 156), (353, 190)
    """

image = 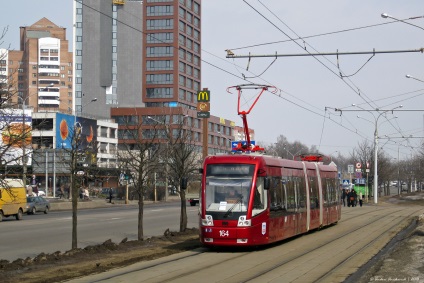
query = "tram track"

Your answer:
(220, 207), (409, 282)
(70, 205), (422, 283)
(141, 207), (406, 283)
